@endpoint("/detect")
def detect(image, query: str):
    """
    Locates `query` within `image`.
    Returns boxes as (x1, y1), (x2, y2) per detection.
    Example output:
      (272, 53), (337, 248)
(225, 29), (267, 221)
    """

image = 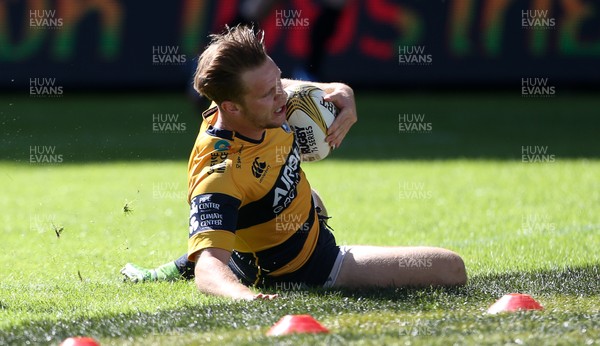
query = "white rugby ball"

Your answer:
(285, 84), (338, 162)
